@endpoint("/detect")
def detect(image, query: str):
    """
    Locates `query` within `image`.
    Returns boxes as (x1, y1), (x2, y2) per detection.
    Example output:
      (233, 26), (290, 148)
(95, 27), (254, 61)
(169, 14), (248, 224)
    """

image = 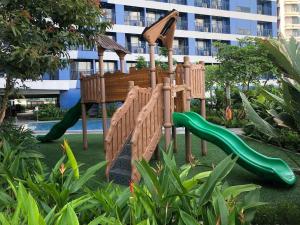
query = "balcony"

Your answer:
(194, 0), (210, 8)
(196, 47), (211, 56)
(127, 43), (147, 54)
(211, 24), (230, 33)
(176, 20), (188, 30)
(257, 6), (272, 15)
(148, 0), (186, 4)
(146, 17), (157, 26)
(70, 69), (94, 80)
(257, 29), (272, 37)
(124, 16), (145, 26)
(102, 12), (116, 23)
(195, 22), (210, 32)
(173, 46), (188, 55)
(211, 1), (229, 10)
